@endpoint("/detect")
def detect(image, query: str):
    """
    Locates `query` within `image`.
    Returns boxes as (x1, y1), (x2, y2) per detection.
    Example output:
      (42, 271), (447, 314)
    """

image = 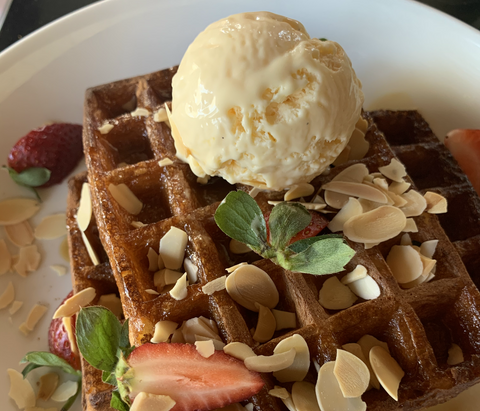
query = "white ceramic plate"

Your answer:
(1, 0), (480, 410)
